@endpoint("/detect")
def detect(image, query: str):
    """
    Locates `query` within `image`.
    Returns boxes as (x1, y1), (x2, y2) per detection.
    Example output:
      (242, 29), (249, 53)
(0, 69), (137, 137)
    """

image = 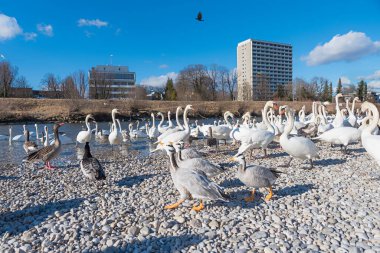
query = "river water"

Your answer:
(0, 118), (222, 165)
